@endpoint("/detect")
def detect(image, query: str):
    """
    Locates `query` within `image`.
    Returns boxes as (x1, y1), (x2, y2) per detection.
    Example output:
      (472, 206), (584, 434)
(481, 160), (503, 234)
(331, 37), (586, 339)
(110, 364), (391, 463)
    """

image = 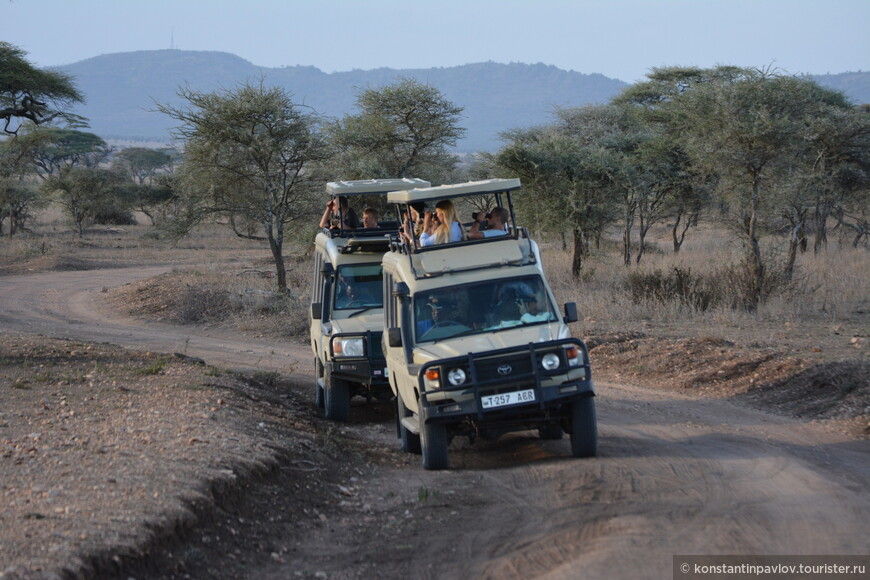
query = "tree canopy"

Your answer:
(494, 65), (870, 307)
(157, 81), (330, 291)
(0, 42), (85, 135)
(328, 78), (465, 181)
